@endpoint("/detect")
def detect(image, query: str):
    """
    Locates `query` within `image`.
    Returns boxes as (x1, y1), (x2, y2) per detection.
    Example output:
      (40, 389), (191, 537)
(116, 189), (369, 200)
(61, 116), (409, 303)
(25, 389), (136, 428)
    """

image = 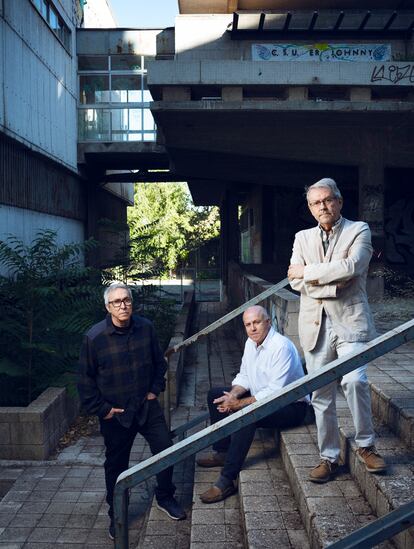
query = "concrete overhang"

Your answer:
(78, 142), (170, 171)
(179, 1), (414, 14)
(150, 100), (414, 196)
(149, 60), (414, 90)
